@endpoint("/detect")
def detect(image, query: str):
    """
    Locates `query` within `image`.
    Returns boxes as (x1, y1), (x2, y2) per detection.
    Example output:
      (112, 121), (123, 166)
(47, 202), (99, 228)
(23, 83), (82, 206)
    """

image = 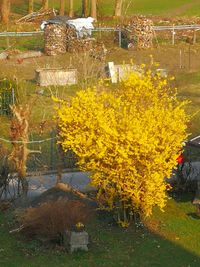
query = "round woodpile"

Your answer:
(89, 42), (107, 61)
(123, 17), (154, 49)
(67, 38), (95, 53)
(66, 25), (93, 53)
(44, 24), (67, 56)
(66, 25), (77, 48)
